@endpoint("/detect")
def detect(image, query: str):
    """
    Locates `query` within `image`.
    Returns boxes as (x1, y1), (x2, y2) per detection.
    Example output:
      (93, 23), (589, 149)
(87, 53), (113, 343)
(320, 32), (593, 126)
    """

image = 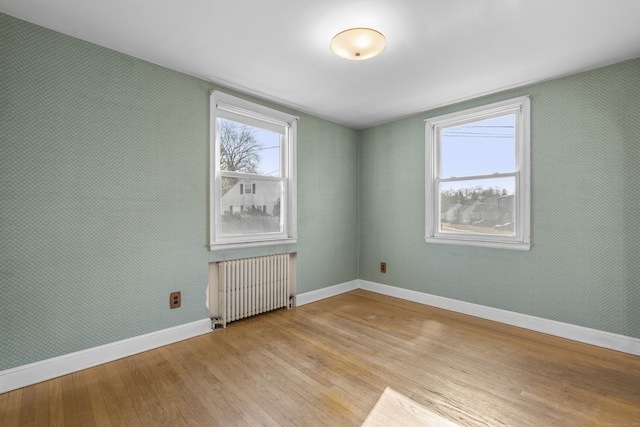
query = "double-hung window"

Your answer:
(210, 91), (297, 250)
(425, 96), (530, 250)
